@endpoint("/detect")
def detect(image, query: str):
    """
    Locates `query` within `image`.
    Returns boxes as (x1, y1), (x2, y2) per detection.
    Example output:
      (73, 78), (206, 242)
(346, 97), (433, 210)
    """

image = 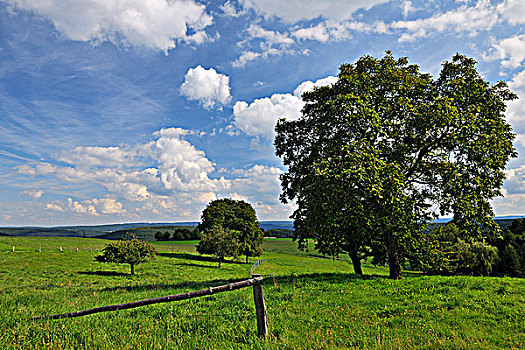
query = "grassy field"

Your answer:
(0, 237), (524, 349)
